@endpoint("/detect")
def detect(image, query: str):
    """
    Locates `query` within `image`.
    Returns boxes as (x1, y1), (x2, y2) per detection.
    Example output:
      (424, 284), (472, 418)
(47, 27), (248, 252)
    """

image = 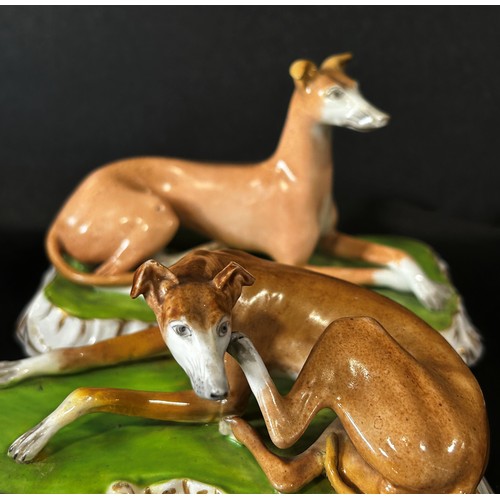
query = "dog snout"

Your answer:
(374, 112), (390, 127)
(209, 389), (228, 400)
